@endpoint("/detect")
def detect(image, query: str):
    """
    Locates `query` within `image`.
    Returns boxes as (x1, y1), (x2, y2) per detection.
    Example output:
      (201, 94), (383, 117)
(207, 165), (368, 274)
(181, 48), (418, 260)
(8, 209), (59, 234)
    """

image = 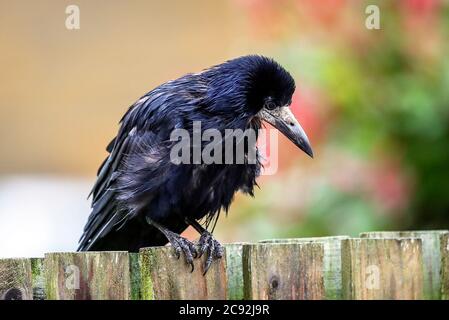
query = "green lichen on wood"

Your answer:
(30, 258), (46, 300)
(259, 236), (349, 299)
(225, 242), (247, 300)
(139, 248), (156, 300)
(129, 253), (141, 300)
(44, 251), (132, 300)
(243, 242), (325, 300)
(342, 238), (424, 300)
(2, 233), (447, 301)
(360, 230), (448, 300)
(0, 258), (33, 300)
(140, 246), (227, 300)
(43, 254), (57, 300)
